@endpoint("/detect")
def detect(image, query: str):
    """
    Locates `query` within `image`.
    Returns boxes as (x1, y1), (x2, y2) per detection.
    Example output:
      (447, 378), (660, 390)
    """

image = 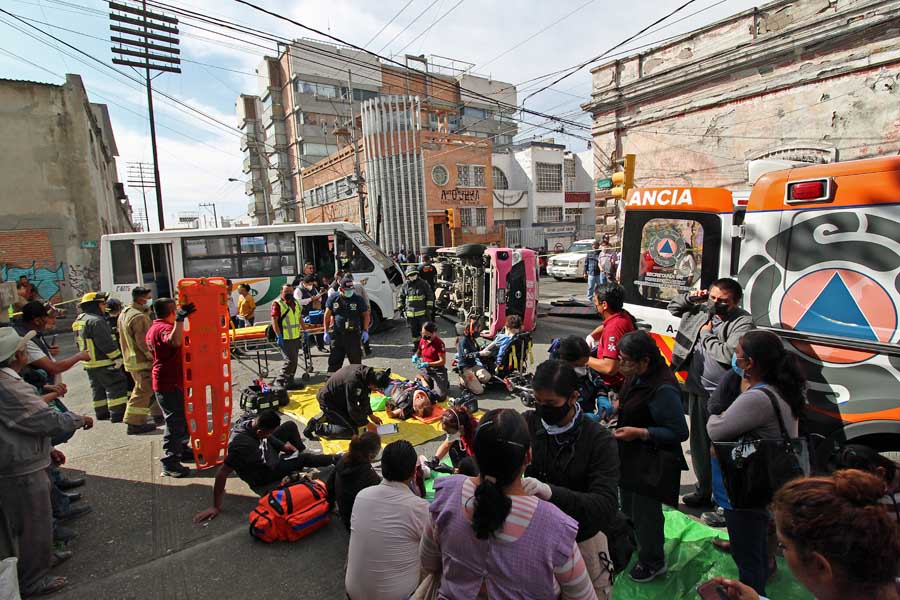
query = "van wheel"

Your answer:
(553, 276), (564, 281)
(455, 244), (486, 258)
(369, 304), (383, 333)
